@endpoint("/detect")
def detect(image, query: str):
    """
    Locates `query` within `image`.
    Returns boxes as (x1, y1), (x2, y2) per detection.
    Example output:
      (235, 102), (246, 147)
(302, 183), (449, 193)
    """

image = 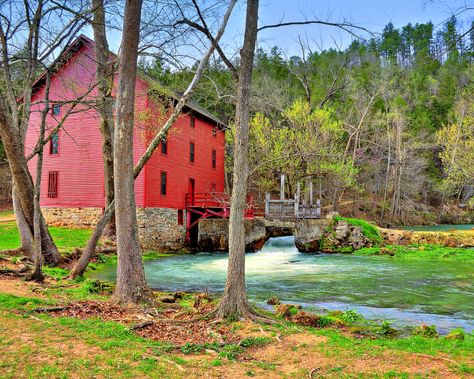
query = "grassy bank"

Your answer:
(354, 244), (474, 261)
(1, 213), (474, 377)
(1, 282), (473, 378)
